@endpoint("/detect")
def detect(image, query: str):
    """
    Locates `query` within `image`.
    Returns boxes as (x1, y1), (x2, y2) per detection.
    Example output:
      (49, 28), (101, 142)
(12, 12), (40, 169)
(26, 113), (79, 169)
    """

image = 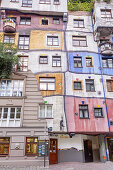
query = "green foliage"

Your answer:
(0, 42), (18, 79)
(68, 0), (95, 12)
